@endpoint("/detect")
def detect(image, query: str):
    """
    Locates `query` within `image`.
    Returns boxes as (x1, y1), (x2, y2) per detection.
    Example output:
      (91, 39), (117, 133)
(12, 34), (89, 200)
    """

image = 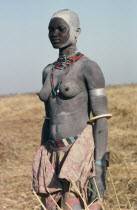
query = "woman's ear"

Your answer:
(77, 28), (81, 33)
(75, 28), (81, 41)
